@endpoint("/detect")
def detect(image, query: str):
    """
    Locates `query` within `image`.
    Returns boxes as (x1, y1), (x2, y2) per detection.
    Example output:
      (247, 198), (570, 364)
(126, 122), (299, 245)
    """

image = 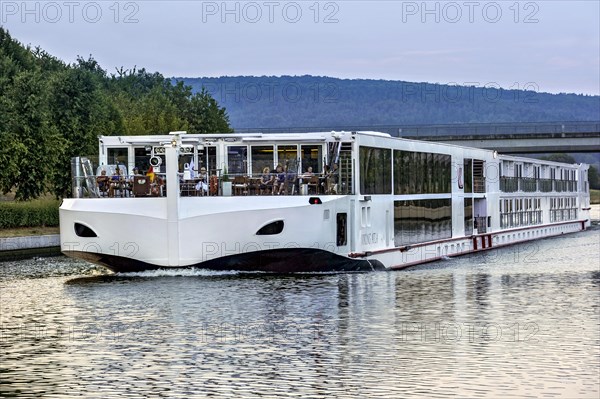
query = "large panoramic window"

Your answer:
(277, 145), (298, 171)
(108, 148), (128, 168)
(300, 145), (322, 174)
(251, 146), (273, 175)
(360, 146), (391, 194)
(393, 150), (451, 194)
(134, 147), (151, 174)
(394, 199), (452, 246)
